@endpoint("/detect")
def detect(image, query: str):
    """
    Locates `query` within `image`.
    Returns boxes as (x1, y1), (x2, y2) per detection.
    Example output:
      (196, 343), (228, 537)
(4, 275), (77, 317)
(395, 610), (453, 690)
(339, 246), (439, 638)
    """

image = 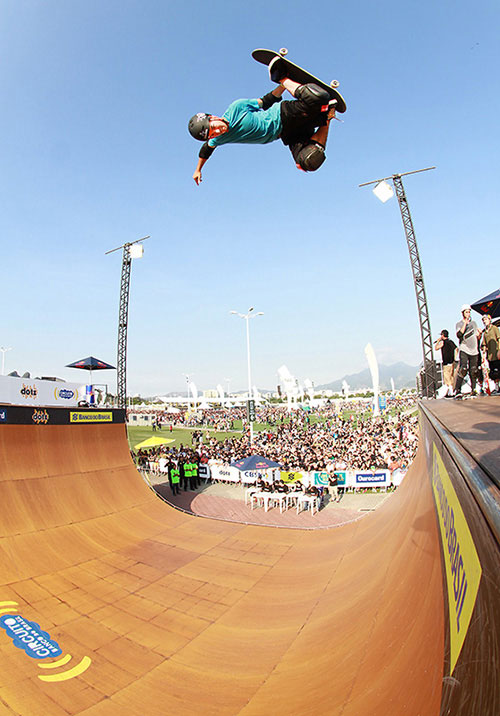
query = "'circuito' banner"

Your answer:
(431, 444), (482, 674)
